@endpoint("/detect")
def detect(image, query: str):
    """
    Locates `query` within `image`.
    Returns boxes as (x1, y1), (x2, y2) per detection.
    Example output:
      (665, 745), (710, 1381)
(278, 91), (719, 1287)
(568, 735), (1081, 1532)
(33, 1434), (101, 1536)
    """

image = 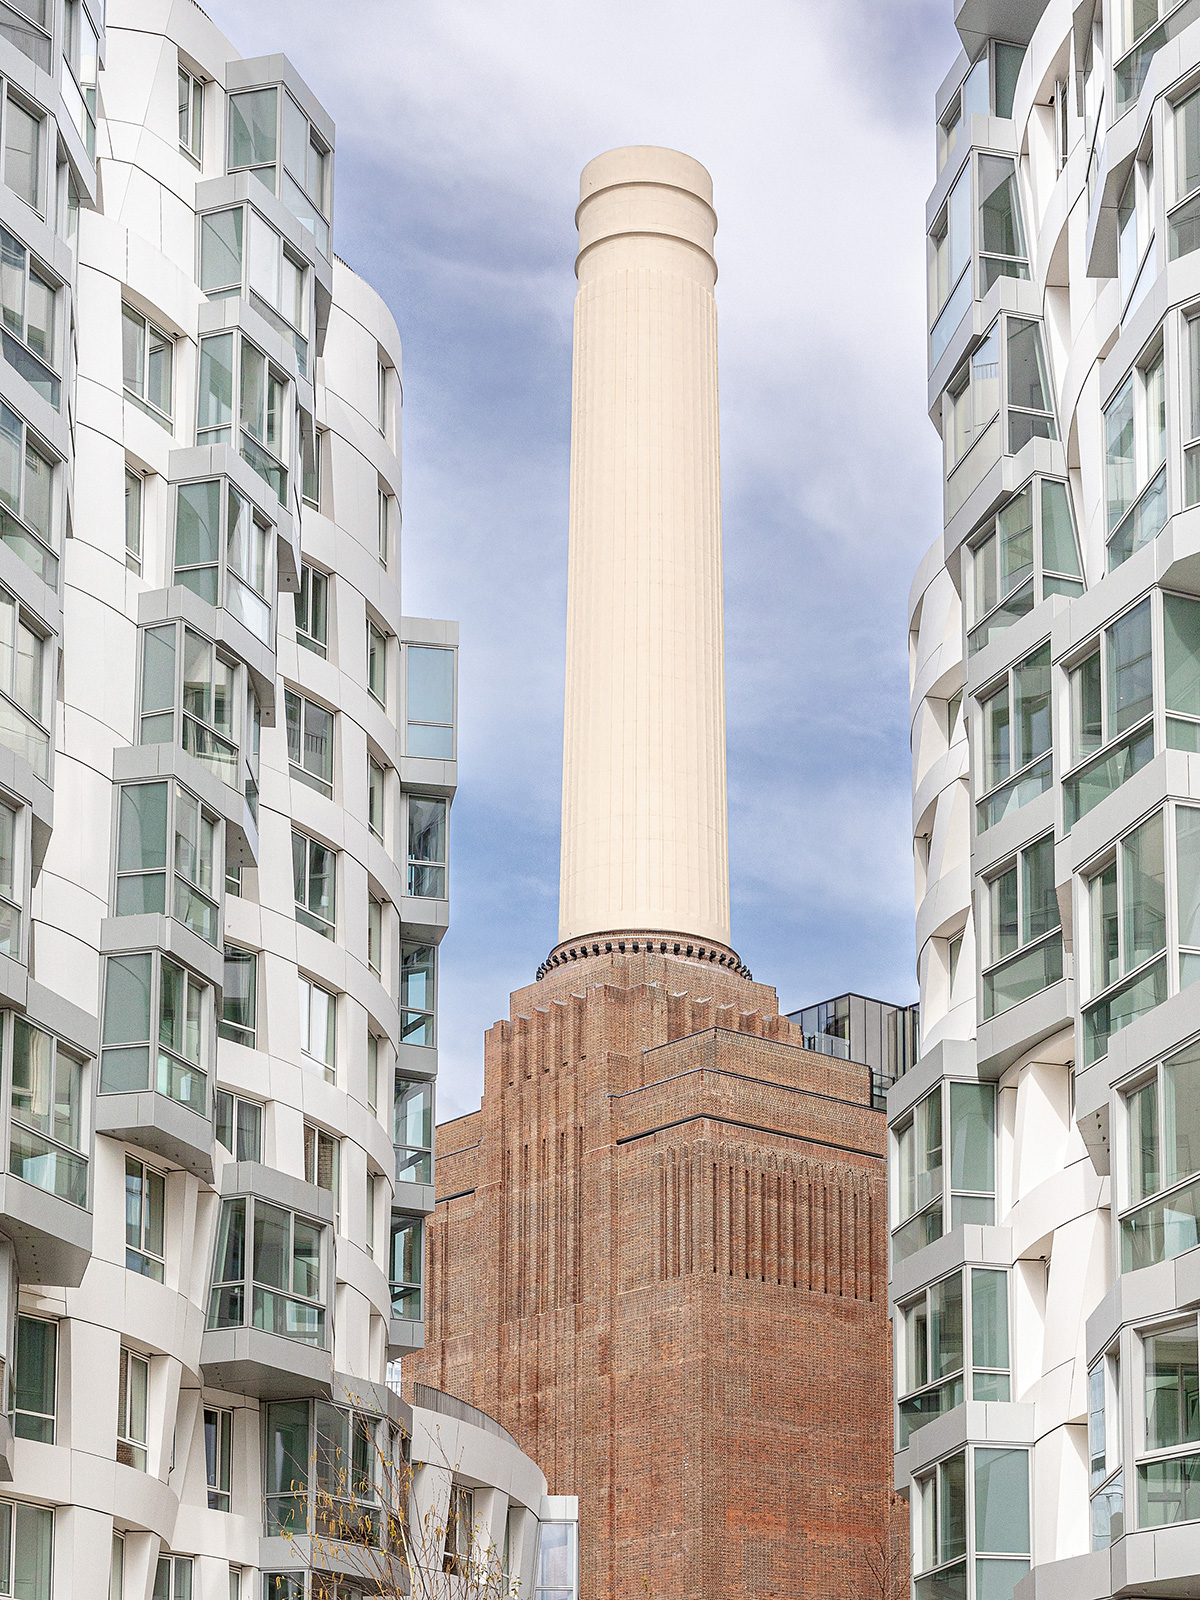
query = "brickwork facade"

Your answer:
(406, 950), (904, 1598)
